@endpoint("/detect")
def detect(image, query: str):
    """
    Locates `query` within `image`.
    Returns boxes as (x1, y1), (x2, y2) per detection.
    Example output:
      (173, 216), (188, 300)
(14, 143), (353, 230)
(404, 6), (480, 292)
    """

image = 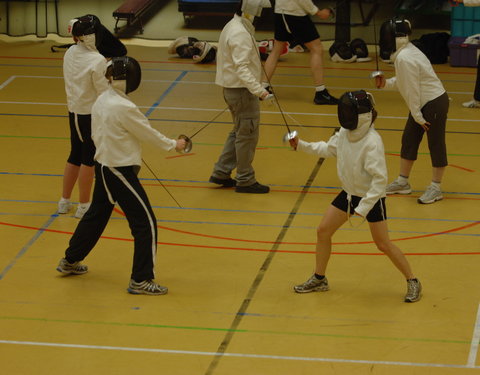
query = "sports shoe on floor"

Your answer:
(74, 203), (90, 219)
(462, 99), (480, 108)
(57, 199), (72, 214)
(417, 185), (443, 204)
(209, 175), (236, 187)
(127, 279), (168, 295)
(386, 180), (412, 195)
(313, 89), (339, 105)
(294, 275), (329, 293)
(235, 182), (270, 194)
(56, 258), (88, 275)
(405, 278), (422, 303)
